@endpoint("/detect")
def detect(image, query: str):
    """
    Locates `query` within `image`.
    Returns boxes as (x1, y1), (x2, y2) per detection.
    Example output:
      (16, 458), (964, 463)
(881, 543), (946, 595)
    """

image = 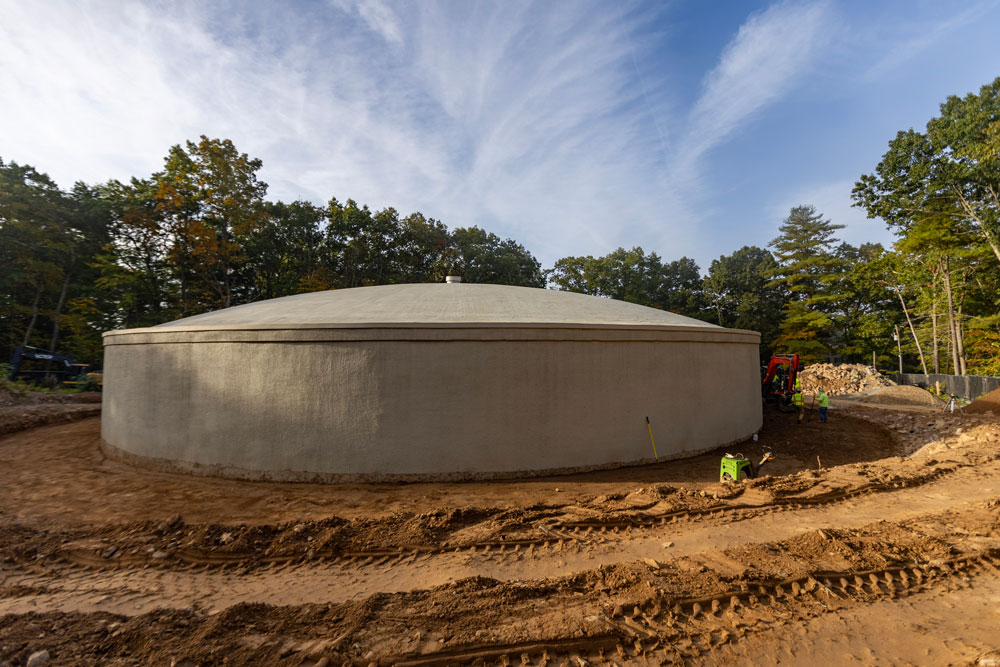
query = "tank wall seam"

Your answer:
(103, 337), (760, 346)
